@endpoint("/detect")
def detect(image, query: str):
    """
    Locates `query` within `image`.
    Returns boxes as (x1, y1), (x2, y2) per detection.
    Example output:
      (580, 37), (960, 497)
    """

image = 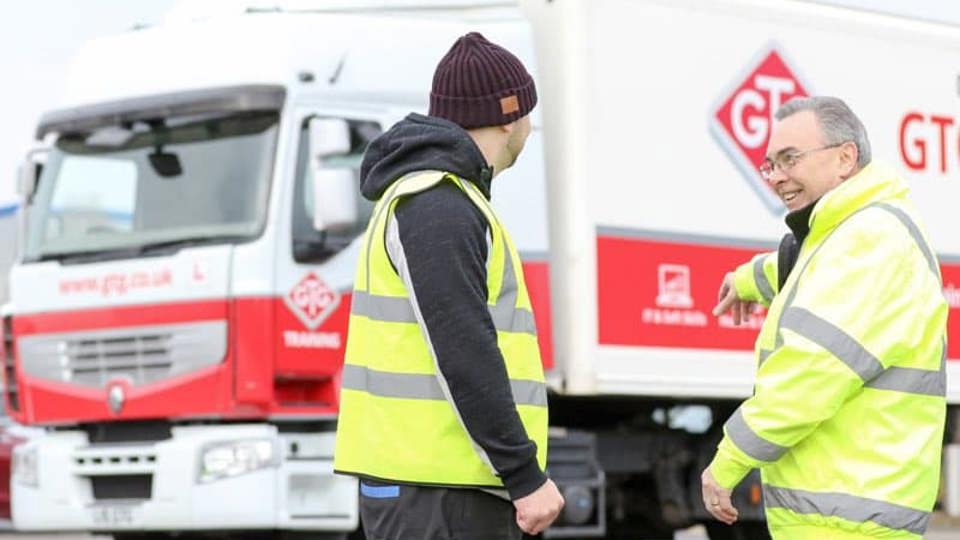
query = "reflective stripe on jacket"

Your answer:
(334, 171), (548, 488)
(711, 162), (948, 539)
